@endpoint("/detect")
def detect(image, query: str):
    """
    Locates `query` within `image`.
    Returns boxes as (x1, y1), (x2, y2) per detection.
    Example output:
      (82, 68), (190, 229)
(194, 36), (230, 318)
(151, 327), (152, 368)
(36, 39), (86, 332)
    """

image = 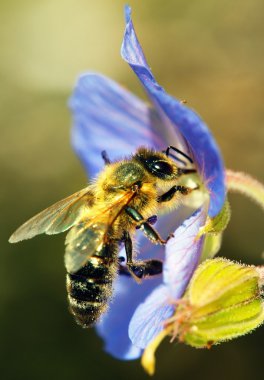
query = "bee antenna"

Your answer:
(164, 153), (187, 166)
(101, 150), (111, 165)
(165, 146), (193, 164)
(178, 168), (196, 175)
